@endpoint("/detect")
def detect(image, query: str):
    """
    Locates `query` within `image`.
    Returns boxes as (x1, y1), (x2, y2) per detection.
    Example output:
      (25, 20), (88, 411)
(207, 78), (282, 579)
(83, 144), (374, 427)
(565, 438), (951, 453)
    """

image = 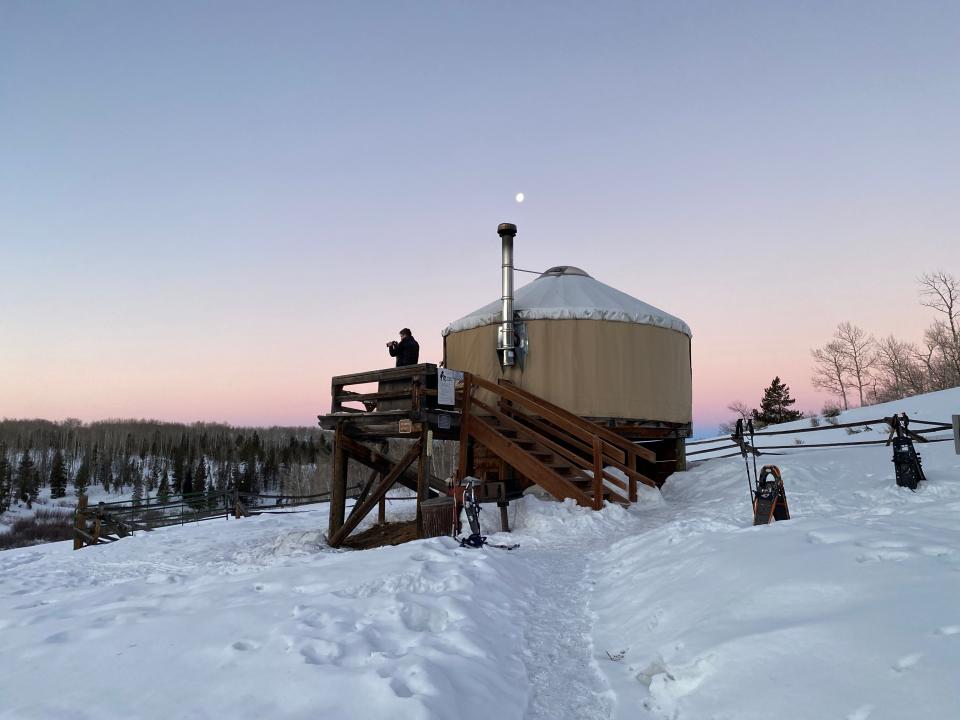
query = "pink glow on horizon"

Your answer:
(3, 275), (944, 437)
